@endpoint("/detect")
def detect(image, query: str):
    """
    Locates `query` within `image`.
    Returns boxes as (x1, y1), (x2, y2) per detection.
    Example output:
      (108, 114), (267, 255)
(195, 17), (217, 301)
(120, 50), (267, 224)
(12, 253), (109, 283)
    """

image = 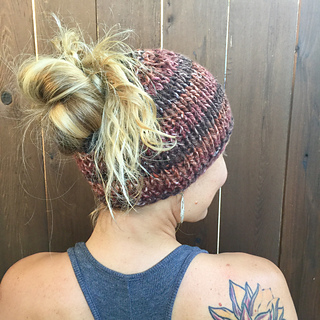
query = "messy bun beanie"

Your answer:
(75, 49), (234, 208)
